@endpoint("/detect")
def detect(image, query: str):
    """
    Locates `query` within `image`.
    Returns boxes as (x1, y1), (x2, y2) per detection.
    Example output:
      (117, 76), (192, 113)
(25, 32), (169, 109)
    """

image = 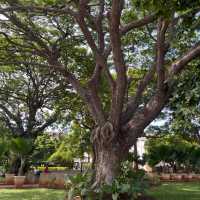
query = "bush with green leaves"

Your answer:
(32, 134), (60, 163)
(65, 161), (149, 200)
(0, 137), (33, 175)
(49, 122), (91, 166)
(145, 135), (200, 173)
(10, 137), (33, 175)
(0, 139), (9, 173)
(65, 172), (94, 200)
(102, 162), (149, 200)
